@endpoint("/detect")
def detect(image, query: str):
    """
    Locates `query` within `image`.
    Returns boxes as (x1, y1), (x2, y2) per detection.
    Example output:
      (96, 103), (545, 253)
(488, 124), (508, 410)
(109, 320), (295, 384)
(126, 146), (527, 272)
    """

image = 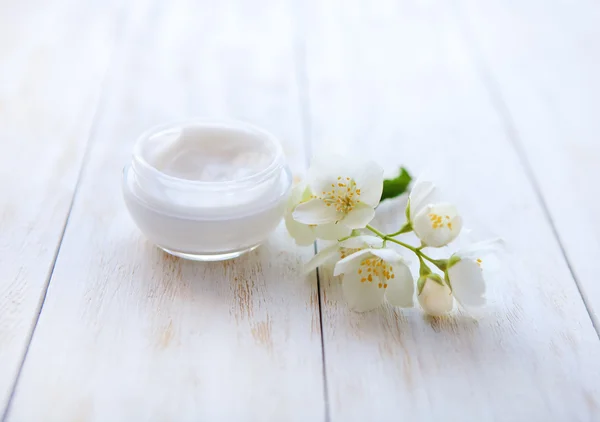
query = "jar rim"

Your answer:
(131, 119), (285, 190)
(123, 164), (293, 220)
